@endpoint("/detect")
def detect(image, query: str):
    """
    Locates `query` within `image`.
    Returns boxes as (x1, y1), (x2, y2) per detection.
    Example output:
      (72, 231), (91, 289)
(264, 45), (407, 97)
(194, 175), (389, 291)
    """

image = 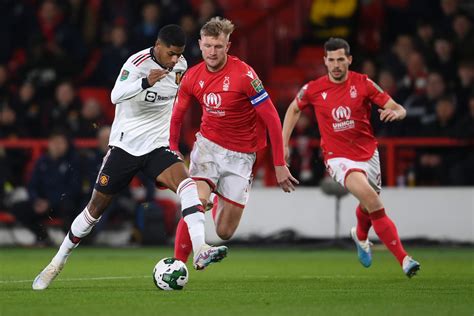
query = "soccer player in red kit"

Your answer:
(282, 38), (420, 277)
(170, 17), (298, 266)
